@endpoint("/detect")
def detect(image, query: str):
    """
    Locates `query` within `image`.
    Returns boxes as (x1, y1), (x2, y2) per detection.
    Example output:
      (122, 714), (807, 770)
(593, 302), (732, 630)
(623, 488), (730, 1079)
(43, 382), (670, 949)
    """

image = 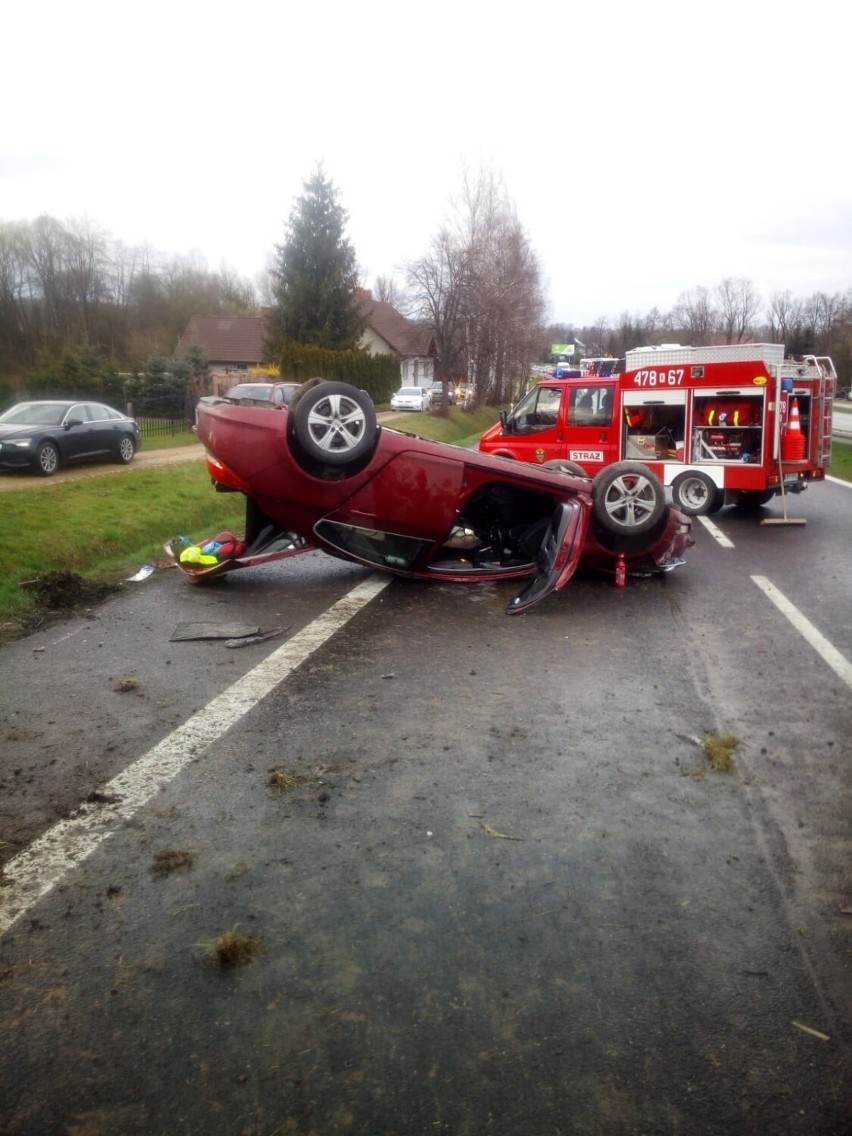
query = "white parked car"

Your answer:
(390, 386), (431, 412)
